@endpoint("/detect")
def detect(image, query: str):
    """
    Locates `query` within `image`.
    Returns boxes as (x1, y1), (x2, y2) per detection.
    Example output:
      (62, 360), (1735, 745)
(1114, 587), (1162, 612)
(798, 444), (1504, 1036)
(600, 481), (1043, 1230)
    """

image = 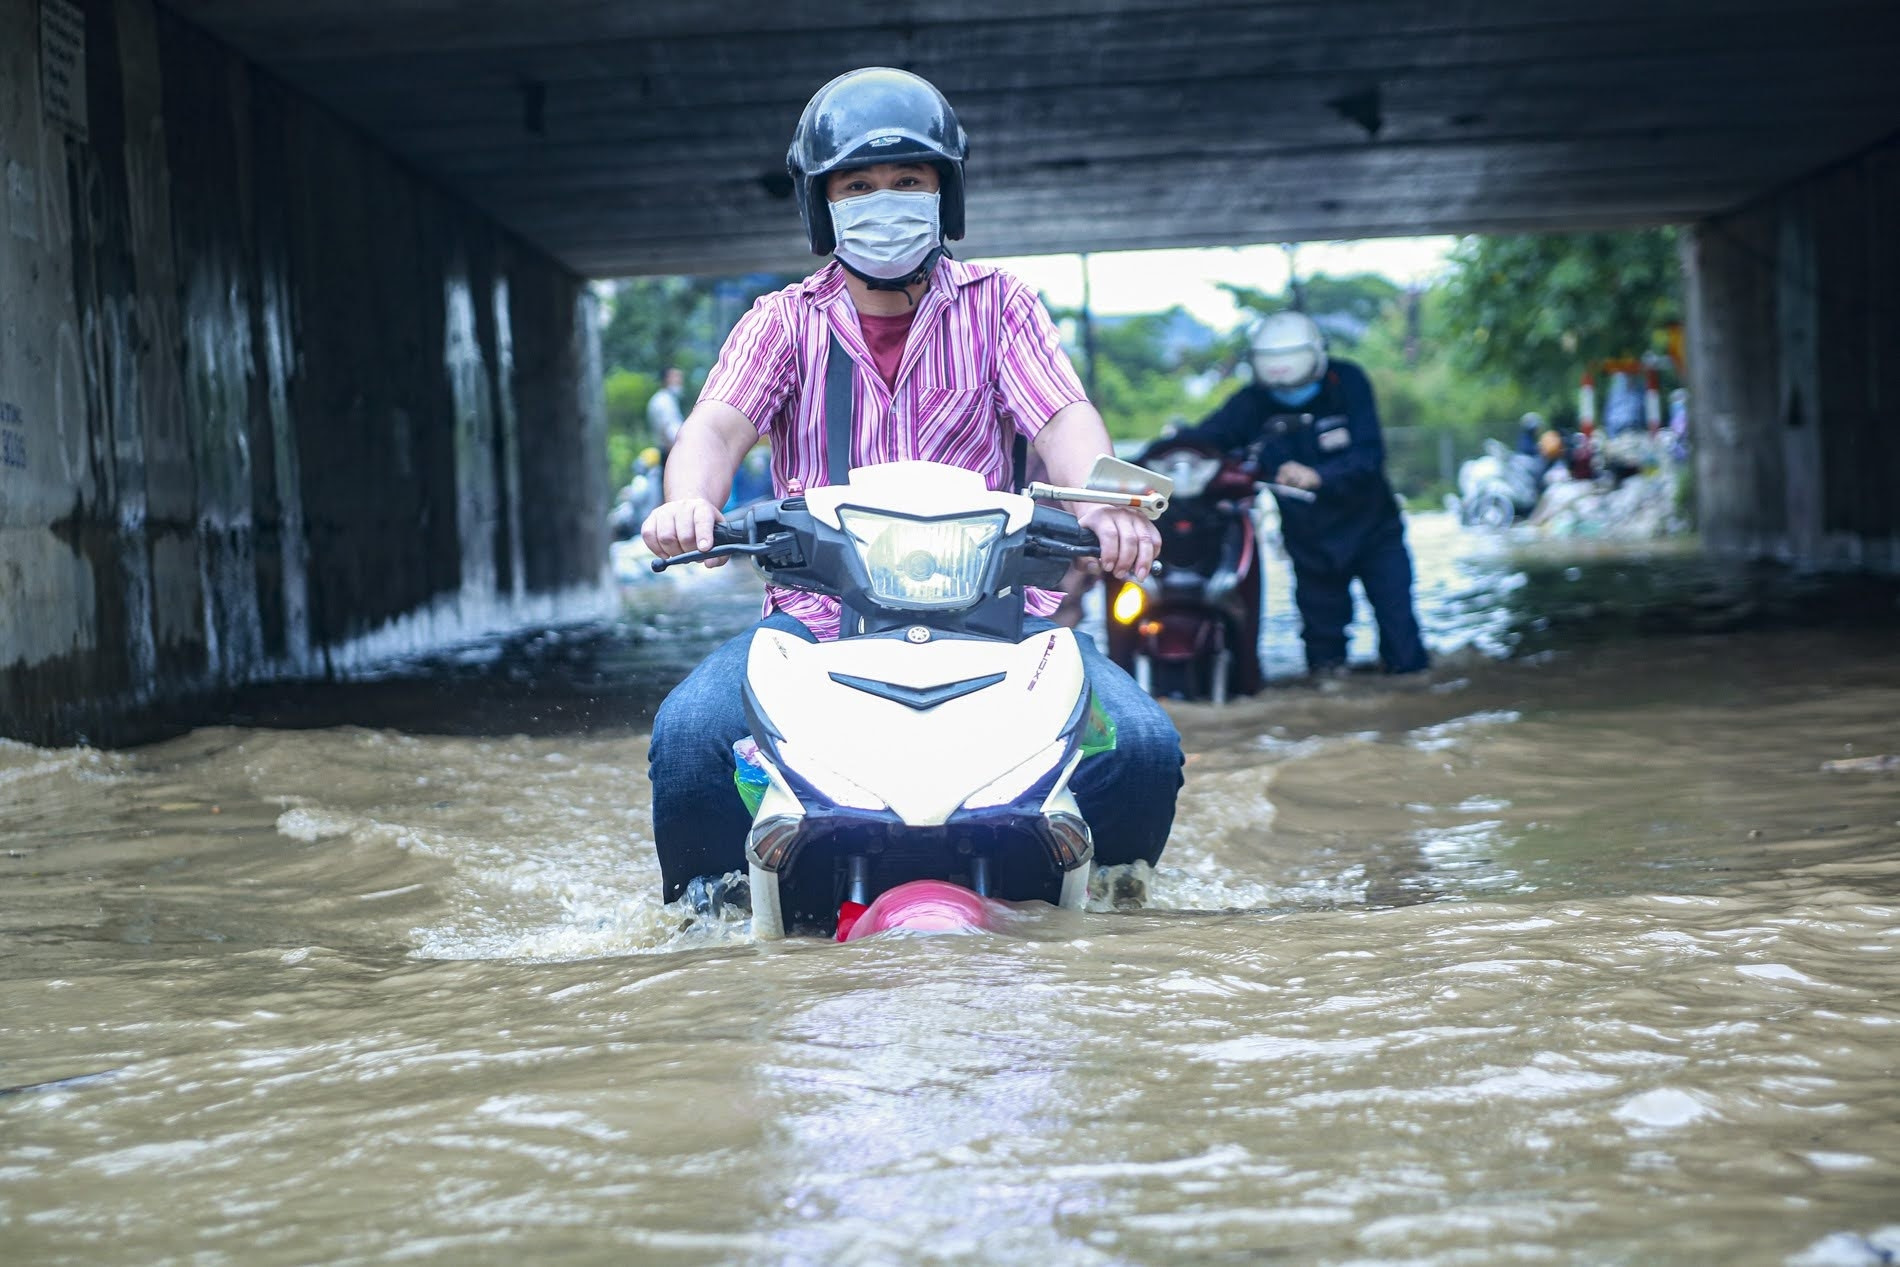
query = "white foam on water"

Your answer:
(1612, 1087), (1717, 1131)
(273, 807), (356, 842)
